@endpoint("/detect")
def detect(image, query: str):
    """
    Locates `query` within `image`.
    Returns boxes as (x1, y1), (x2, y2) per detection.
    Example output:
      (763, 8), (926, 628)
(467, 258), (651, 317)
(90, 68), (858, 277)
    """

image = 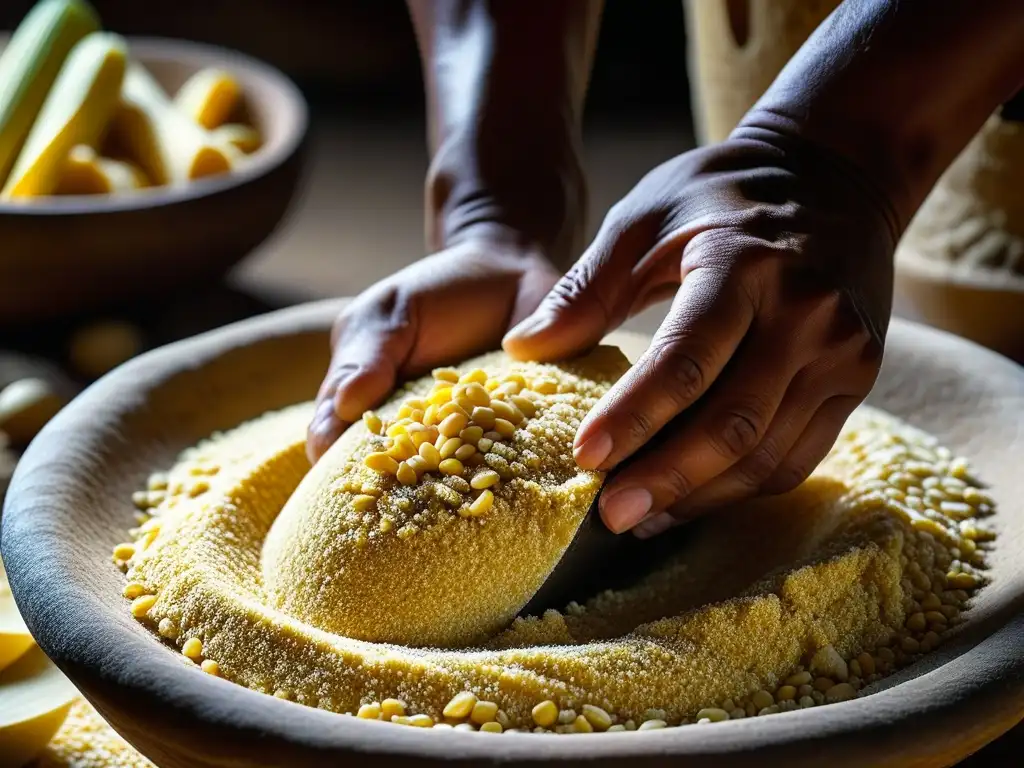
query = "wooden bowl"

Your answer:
(4, 302), (1024, 767)
(0, 36), (308, 327)
(895, 252), (1024, 364)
